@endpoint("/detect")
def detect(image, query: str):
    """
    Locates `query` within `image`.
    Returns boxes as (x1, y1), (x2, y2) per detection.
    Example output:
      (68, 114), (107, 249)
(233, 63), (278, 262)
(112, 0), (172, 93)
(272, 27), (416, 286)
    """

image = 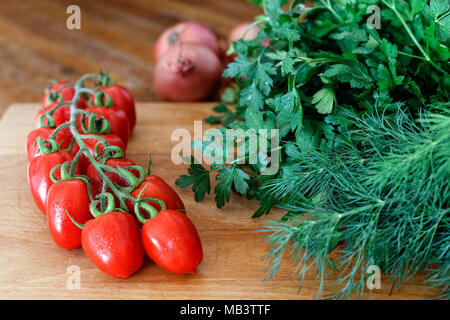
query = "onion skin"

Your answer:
(154, 43), (223, 102)
(220, 22), (260, 88)
(226, 22), (260, 64)
(299, 1), (315, 23)
(154, 21), (221, 62)
(227, 22), (259, 48)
